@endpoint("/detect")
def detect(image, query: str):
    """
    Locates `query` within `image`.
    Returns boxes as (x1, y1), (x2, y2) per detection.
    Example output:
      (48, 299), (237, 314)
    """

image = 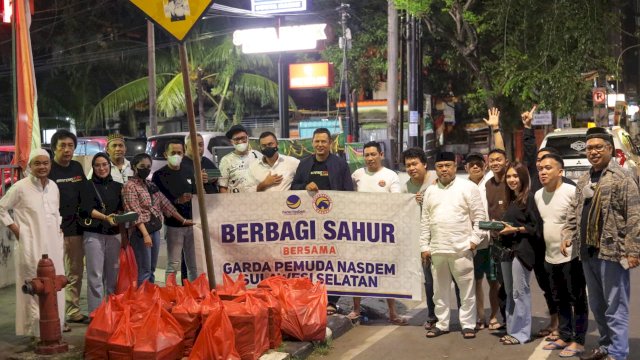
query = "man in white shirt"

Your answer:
(535, 153), (588, 357)
(87, 133), (133, 183)
(219, 124), (262, 193)
(349, 141), (406, 325)
(248, 132), (300, 192)
(421, 152), (486, 339)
